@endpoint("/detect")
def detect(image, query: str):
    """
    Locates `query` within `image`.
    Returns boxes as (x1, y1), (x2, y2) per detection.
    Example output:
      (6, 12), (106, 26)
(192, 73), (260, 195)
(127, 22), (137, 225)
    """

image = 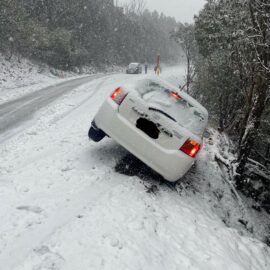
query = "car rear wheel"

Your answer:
(88, 122), (106, 142)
